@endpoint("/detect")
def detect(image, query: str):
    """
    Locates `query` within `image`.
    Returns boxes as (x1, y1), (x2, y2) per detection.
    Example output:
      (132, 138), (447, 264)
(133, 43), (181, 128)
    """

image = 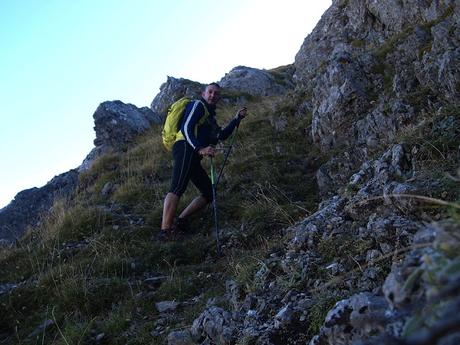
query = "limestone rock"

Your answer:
(93, 100), (160, 149)
(219, 65), (293, 97)
(0, 170), (78, 242)
(156, 301), (179, 313)
(294, 0), (459, 190)
(150, 76), (204, 120)
(314, 293), (392, 345)
(79, 100), (160, 172)
(168, 330), (196, 345)
(191, 307), (238, 345)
